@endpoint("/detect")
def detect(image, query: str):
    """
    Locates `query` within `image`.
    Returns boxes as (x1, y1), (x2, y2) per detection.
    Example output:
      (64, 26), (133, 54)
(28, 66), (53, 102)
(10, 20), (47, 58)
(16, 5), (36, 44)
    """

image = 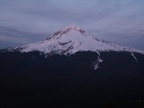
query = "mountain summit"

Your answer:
(49, 25), (87, 38)
(15, 26), (144, 55)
